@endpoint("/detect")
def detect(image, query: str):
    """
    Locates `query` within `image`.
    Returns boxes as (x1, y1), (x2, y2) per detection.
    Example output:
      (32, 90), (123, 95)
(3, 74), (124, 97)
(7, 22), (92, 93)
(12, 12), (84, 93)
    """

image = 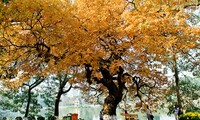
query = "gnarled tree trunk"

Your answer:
(100, 67), (125, 120)
(102, 94), (121, 120)
(85, 61), (127, 120)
